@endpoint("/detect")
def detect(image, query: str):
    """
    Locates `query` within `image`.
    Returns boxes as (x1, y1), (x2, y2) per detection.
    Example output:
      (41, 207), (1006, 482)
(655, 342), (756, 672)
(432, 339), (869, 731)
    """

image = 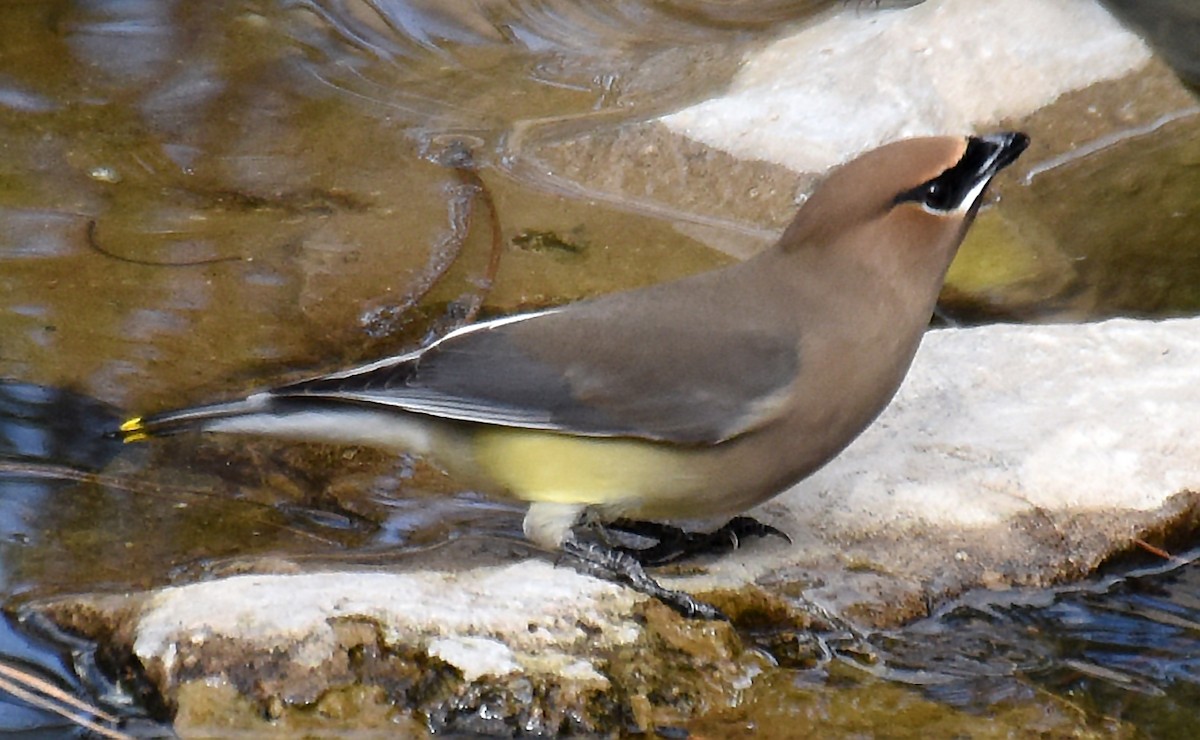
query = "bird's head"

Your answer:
(780, 132), (1029, 275)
